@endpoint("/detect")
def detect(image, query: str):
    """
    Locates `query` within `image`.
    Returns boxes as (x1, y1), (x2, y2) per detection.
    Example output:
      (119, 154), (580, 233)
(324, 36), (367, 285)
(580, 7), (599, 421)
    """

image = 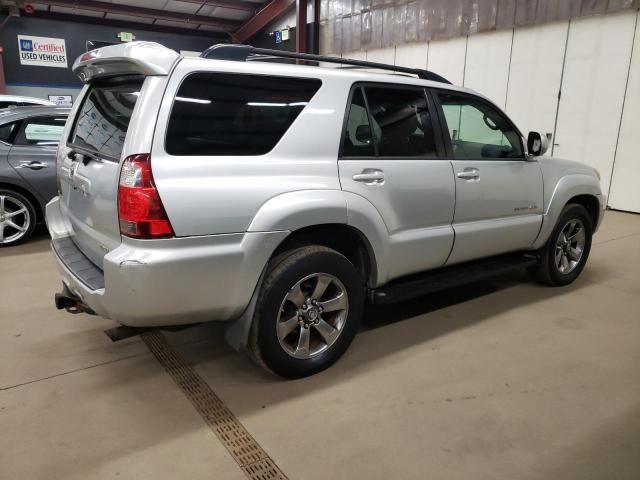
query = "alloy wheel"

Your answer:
(554, 219), (586, 274)
(276, 273), (349, 359)
(0, 195), (31, 245)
